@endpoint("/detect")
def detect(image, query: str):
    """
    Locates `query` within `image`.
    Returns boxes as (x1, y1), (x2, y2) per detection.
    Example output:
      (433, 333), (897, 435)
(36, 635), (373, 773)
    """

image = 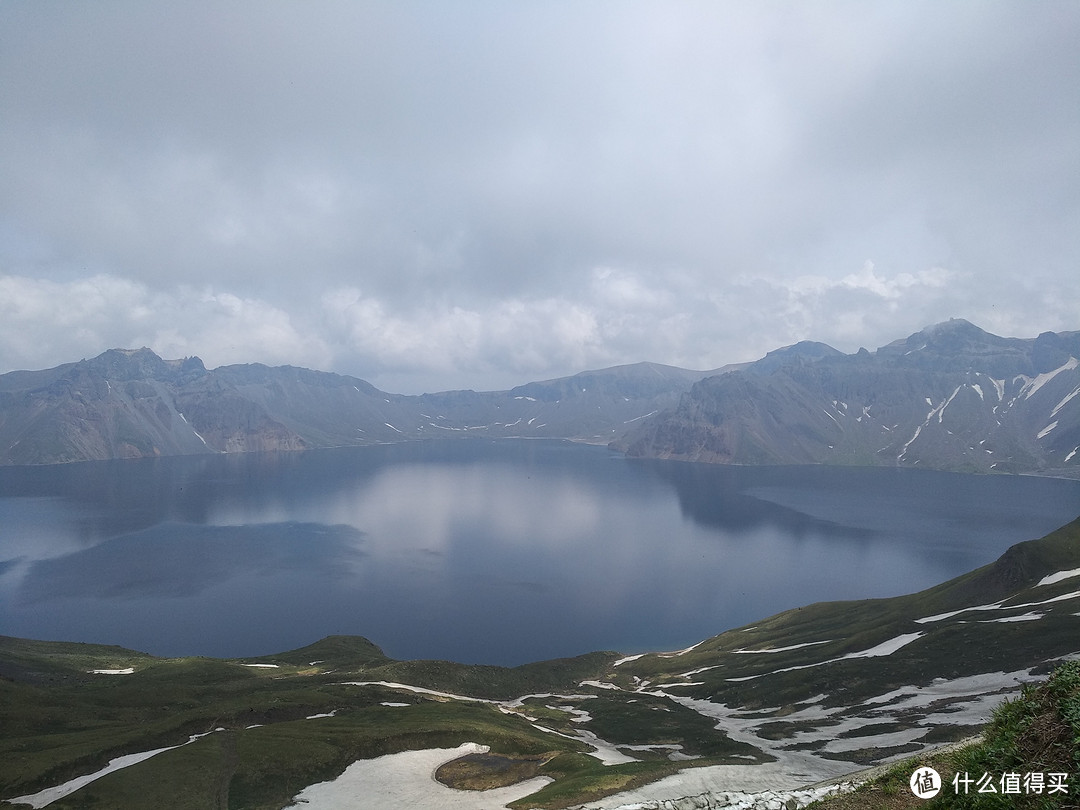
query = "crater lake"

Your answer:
(1, 439), (1078, 665)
